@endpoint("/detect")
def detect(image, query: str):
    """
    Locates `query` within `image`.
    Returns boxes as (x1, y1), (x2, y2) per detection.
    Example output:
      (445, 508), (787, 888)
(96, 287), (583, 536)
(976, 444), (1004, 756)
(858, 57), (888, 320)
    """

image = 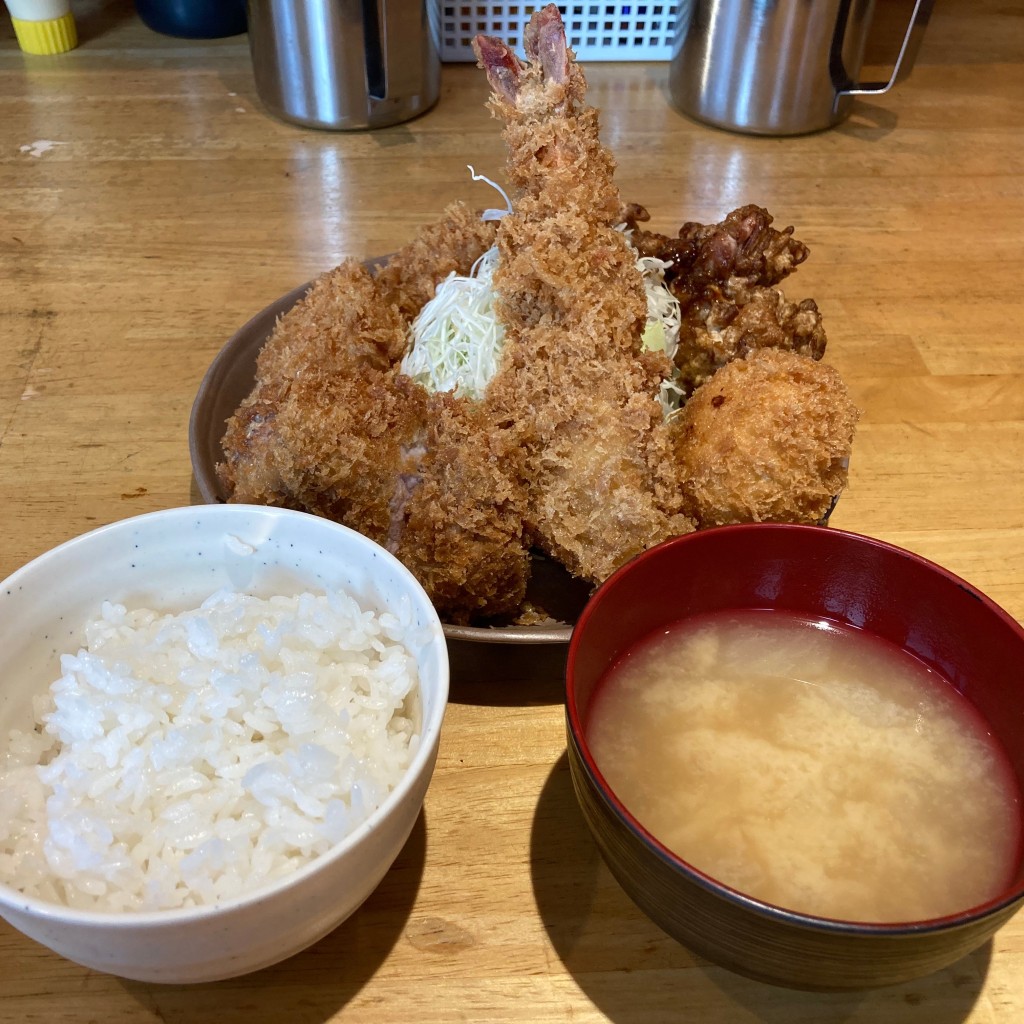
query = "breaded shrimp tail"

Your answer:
(474, 6), (693, 584)
(474, 10), (620, 225)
